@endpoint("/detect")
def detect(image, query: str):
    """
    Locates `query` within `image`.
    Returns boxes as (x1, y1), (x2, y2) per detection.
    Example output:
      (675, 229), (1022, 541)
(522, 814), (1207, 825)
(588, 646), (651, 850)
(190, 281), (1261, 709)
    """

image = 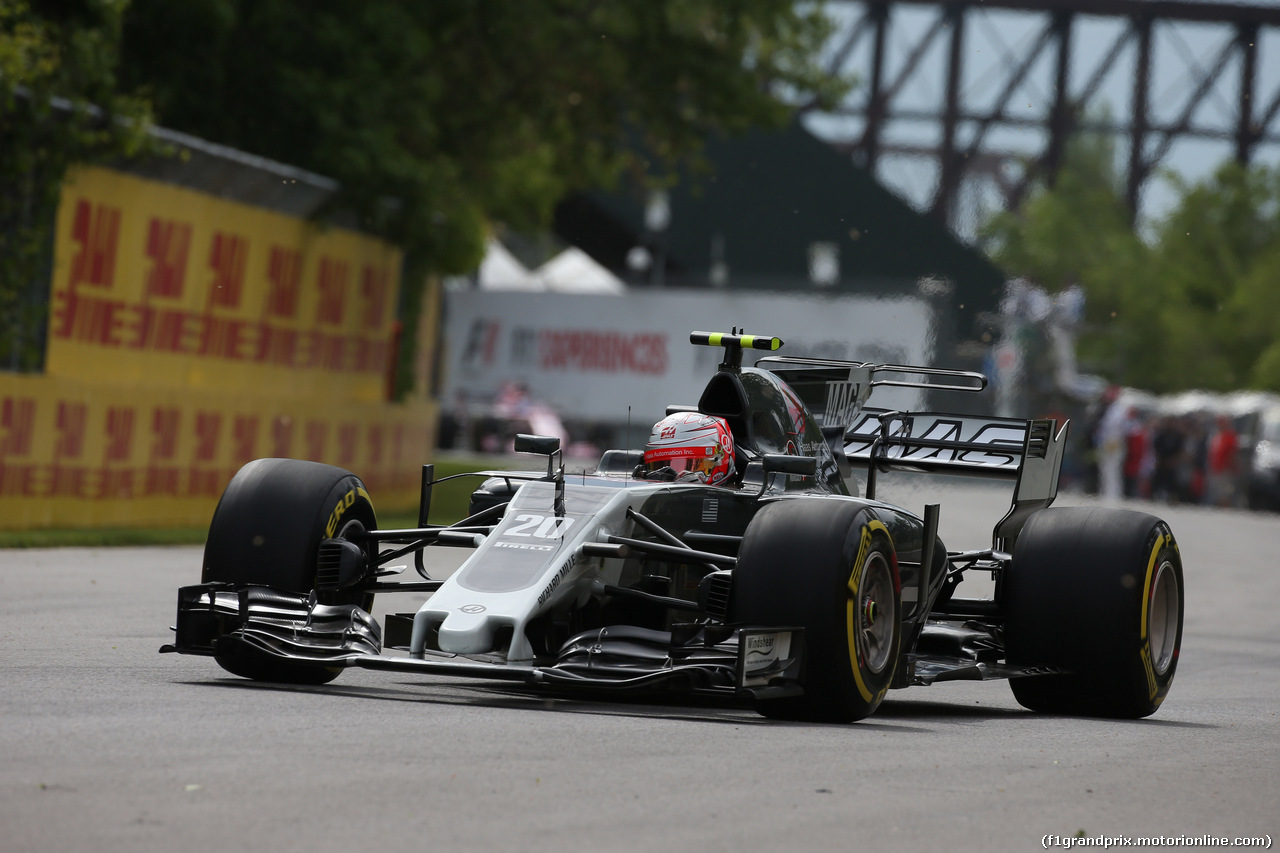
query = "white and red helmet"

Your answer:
(643, 412), (736, 485)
